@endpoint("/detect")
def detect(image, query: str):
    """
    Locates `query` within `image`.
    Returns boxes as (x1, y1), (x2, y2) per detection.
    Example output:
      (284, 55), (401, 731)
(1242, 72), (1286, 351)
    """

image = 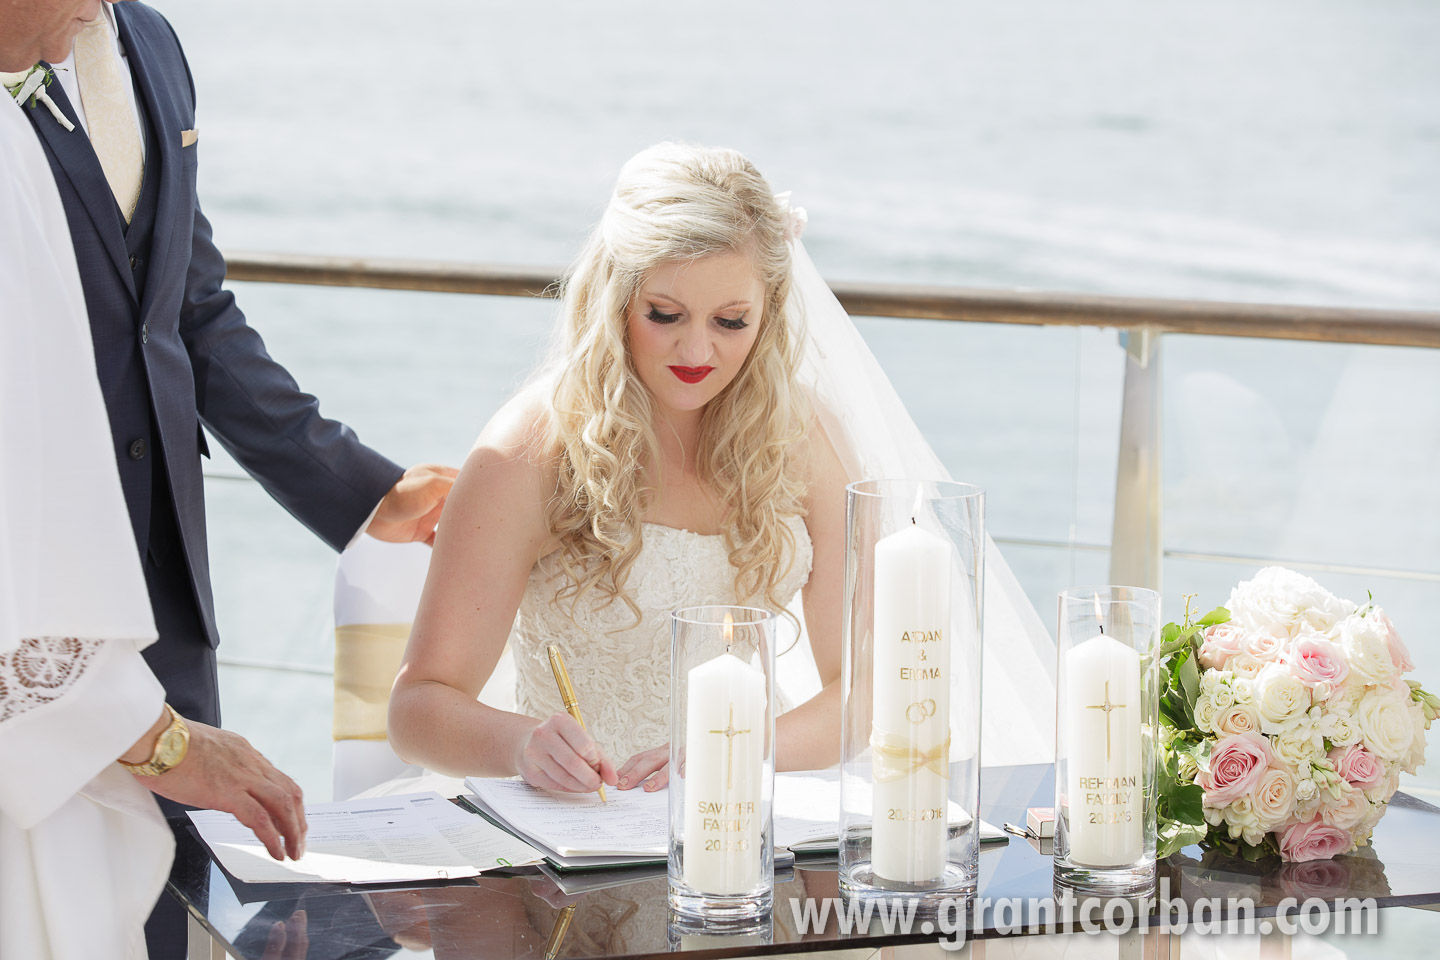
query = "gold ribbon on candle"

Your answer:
(869, 731), (952, 782)
(333, 622), (411, 741)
